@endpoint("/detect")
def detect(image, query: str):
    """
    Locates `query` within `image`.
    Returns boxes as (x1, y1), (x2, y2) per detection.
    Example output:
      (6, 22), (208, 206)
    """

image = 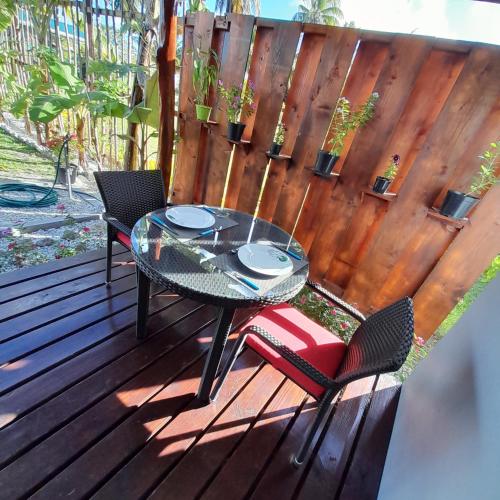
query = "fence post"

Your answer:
(156, 0), (176, 191)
